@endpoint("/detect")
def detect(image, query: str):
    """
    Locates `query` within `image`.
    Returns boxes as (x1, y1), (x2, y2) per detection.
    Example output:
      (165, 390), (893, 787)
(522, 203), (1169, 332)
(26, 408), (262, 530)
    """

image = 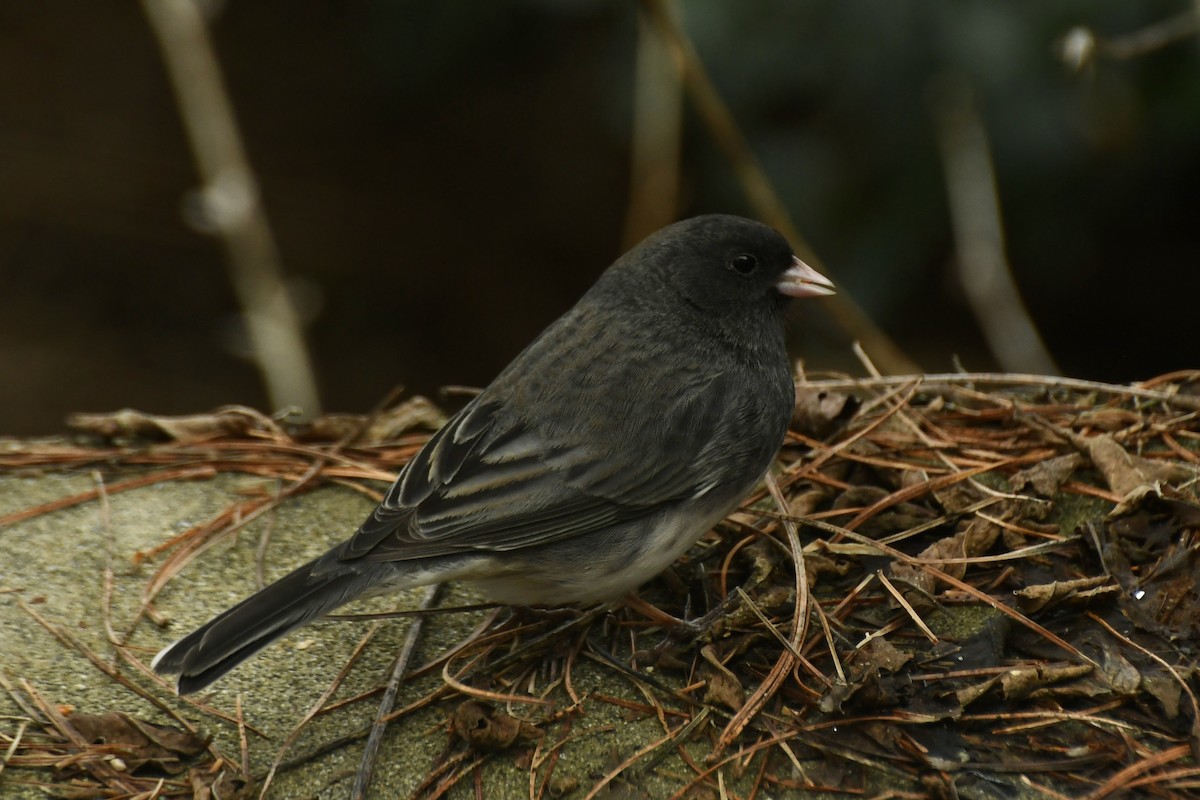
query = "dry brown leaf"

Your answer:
(1073, 431), (1190, 499)
(1111, 480), (1199, 517)
(1107, 498), (1200, 641)
(450, 701), (542, 750)
(68, 711), (207, 775)
(1013, 575), (1113, 613)
(1000, 664), (1092, 700)
(701, 666), (746, 712)
(1010, 453), (1083, 497)
(1099, 641), (1141, 696)
(955, 675), (1000, 707)
(66, 406), (281, 443)
(802, 552), (850, 584)
(1076, 407), (1144, 432)
(889, 517), (1001, 596)
(1142, 671), (1183, 719)
(861, 637), (912, 672)
(793, 386), (860, 438)
(907, 467), (983, 515)
(886, 559), (935, 600)
(360, 396), (448, 442)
